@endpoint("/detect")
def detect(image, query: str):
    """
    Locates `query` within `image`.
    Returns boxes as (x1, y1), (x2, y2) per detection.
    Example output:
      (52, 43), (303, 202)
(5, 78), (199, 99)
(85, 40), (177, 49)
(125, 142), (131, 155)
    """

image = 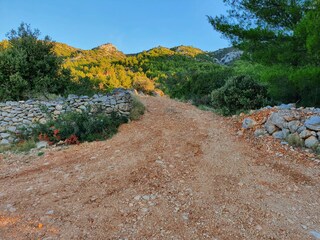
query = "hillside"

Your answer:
(49, 42), (237, 98)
